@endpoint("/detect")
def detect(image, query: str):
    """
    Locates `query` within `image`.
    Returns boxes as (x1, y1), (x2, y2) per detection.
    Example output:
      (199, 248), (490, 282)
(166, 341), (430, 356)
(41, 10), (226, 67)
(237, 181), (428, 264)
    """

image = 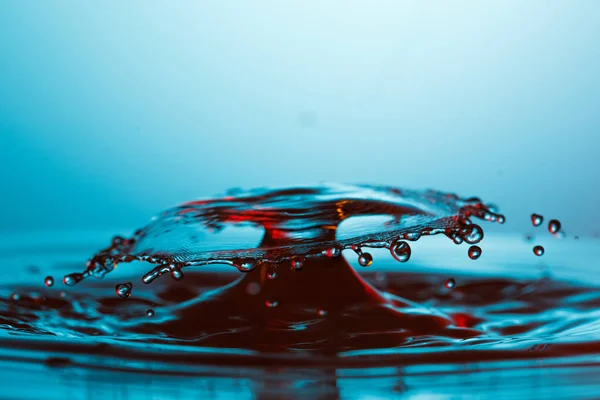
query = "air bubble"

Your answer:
(44, 276), (54, 287)
(146, 309), (155, 317)
(445, 278), (456, 289)
(390, 240), (411, 263)
(548, 219), (561, 234)
(531, 214), (543, 227)
(533, 245), (545, 256)
(358, 252), (373, 267)
(497, 215), (506, 224)
(115, 282), (133, 298)
(468, 246), (482, 260)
